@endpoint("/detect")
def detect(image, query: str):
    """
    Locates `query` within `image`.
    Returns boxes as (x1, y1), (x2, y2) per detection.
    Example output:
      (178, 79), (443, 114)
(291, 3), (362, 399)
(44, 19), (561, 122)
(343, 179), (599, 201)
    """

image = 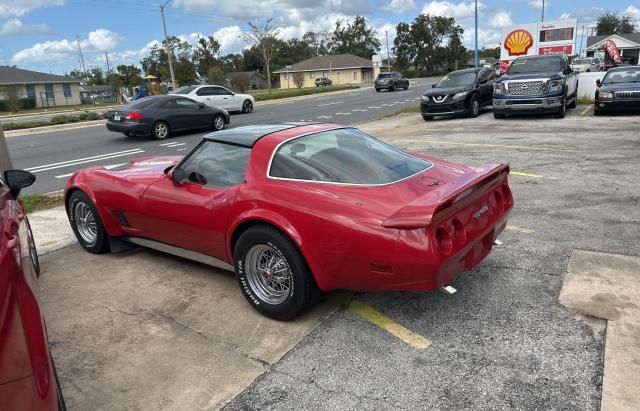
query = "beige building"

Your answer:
(0, 66), (82, 109)
(274, 54), (377, 89)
